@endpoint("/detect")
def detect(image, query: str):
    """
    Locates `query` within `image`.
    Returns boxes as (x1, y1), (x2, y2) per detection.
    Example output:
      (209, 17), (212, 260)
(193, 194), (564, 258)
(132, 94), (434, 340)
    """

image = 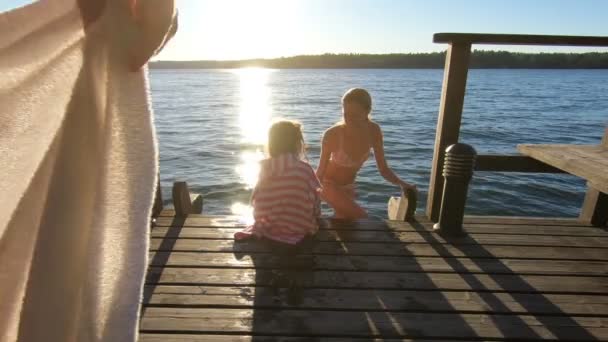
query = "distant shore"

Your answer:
(151, 51), (608, 69)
